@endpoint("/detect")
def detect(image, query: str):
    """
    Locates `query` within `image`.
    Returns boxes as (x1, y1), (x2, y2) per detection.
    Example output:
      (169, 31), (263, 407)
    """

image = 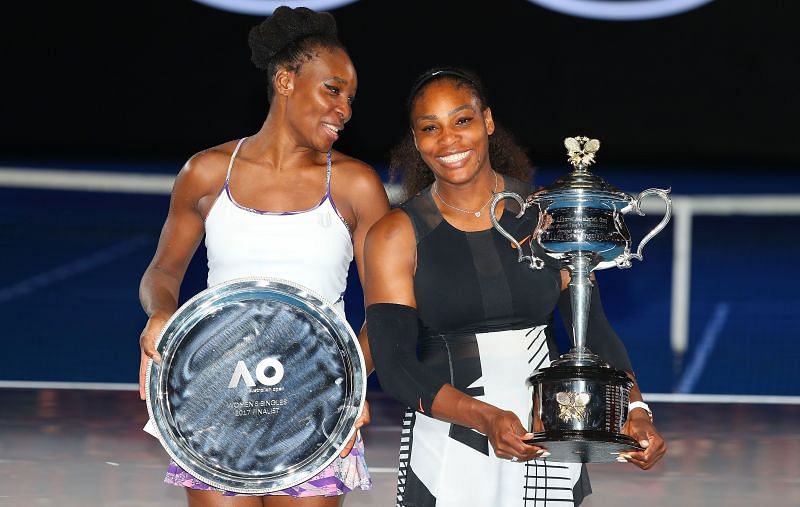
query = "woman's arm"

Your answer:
(336, 159), (391, 374)
(138, 152), (223, 400)
(331, 158), (390, 456)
